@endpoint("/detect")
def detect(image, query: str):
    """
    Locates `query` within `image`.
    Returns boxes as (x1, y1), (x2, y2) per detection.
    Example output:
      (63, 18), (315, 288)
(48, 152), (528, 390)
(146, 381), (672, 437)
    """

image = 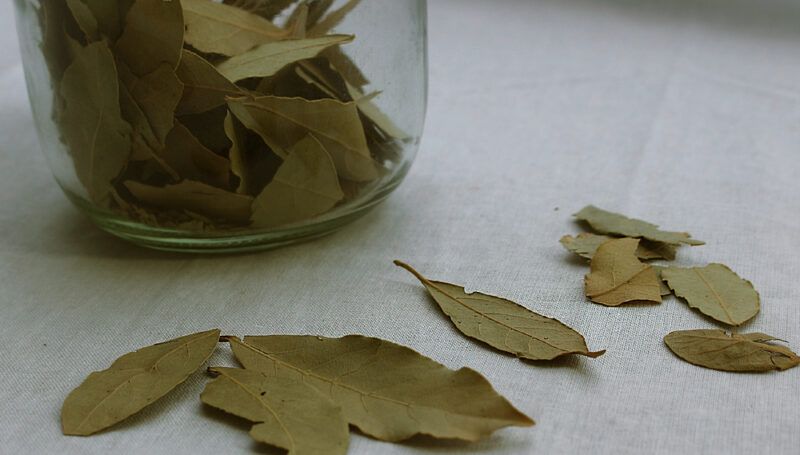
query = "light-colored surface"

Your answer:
(1, 0), (799, 454)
